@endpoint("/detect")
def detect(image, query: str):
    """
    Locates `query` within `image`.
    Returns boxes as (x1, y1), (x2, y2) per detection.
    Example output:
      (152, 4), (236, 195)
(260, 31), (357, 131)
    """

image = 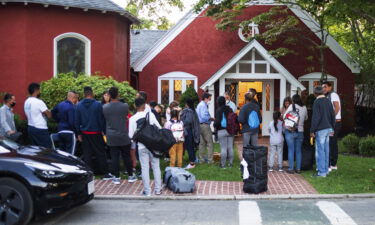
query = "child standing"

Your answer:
(268, 111), (284, 172)
(164, 110), (184, 167)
